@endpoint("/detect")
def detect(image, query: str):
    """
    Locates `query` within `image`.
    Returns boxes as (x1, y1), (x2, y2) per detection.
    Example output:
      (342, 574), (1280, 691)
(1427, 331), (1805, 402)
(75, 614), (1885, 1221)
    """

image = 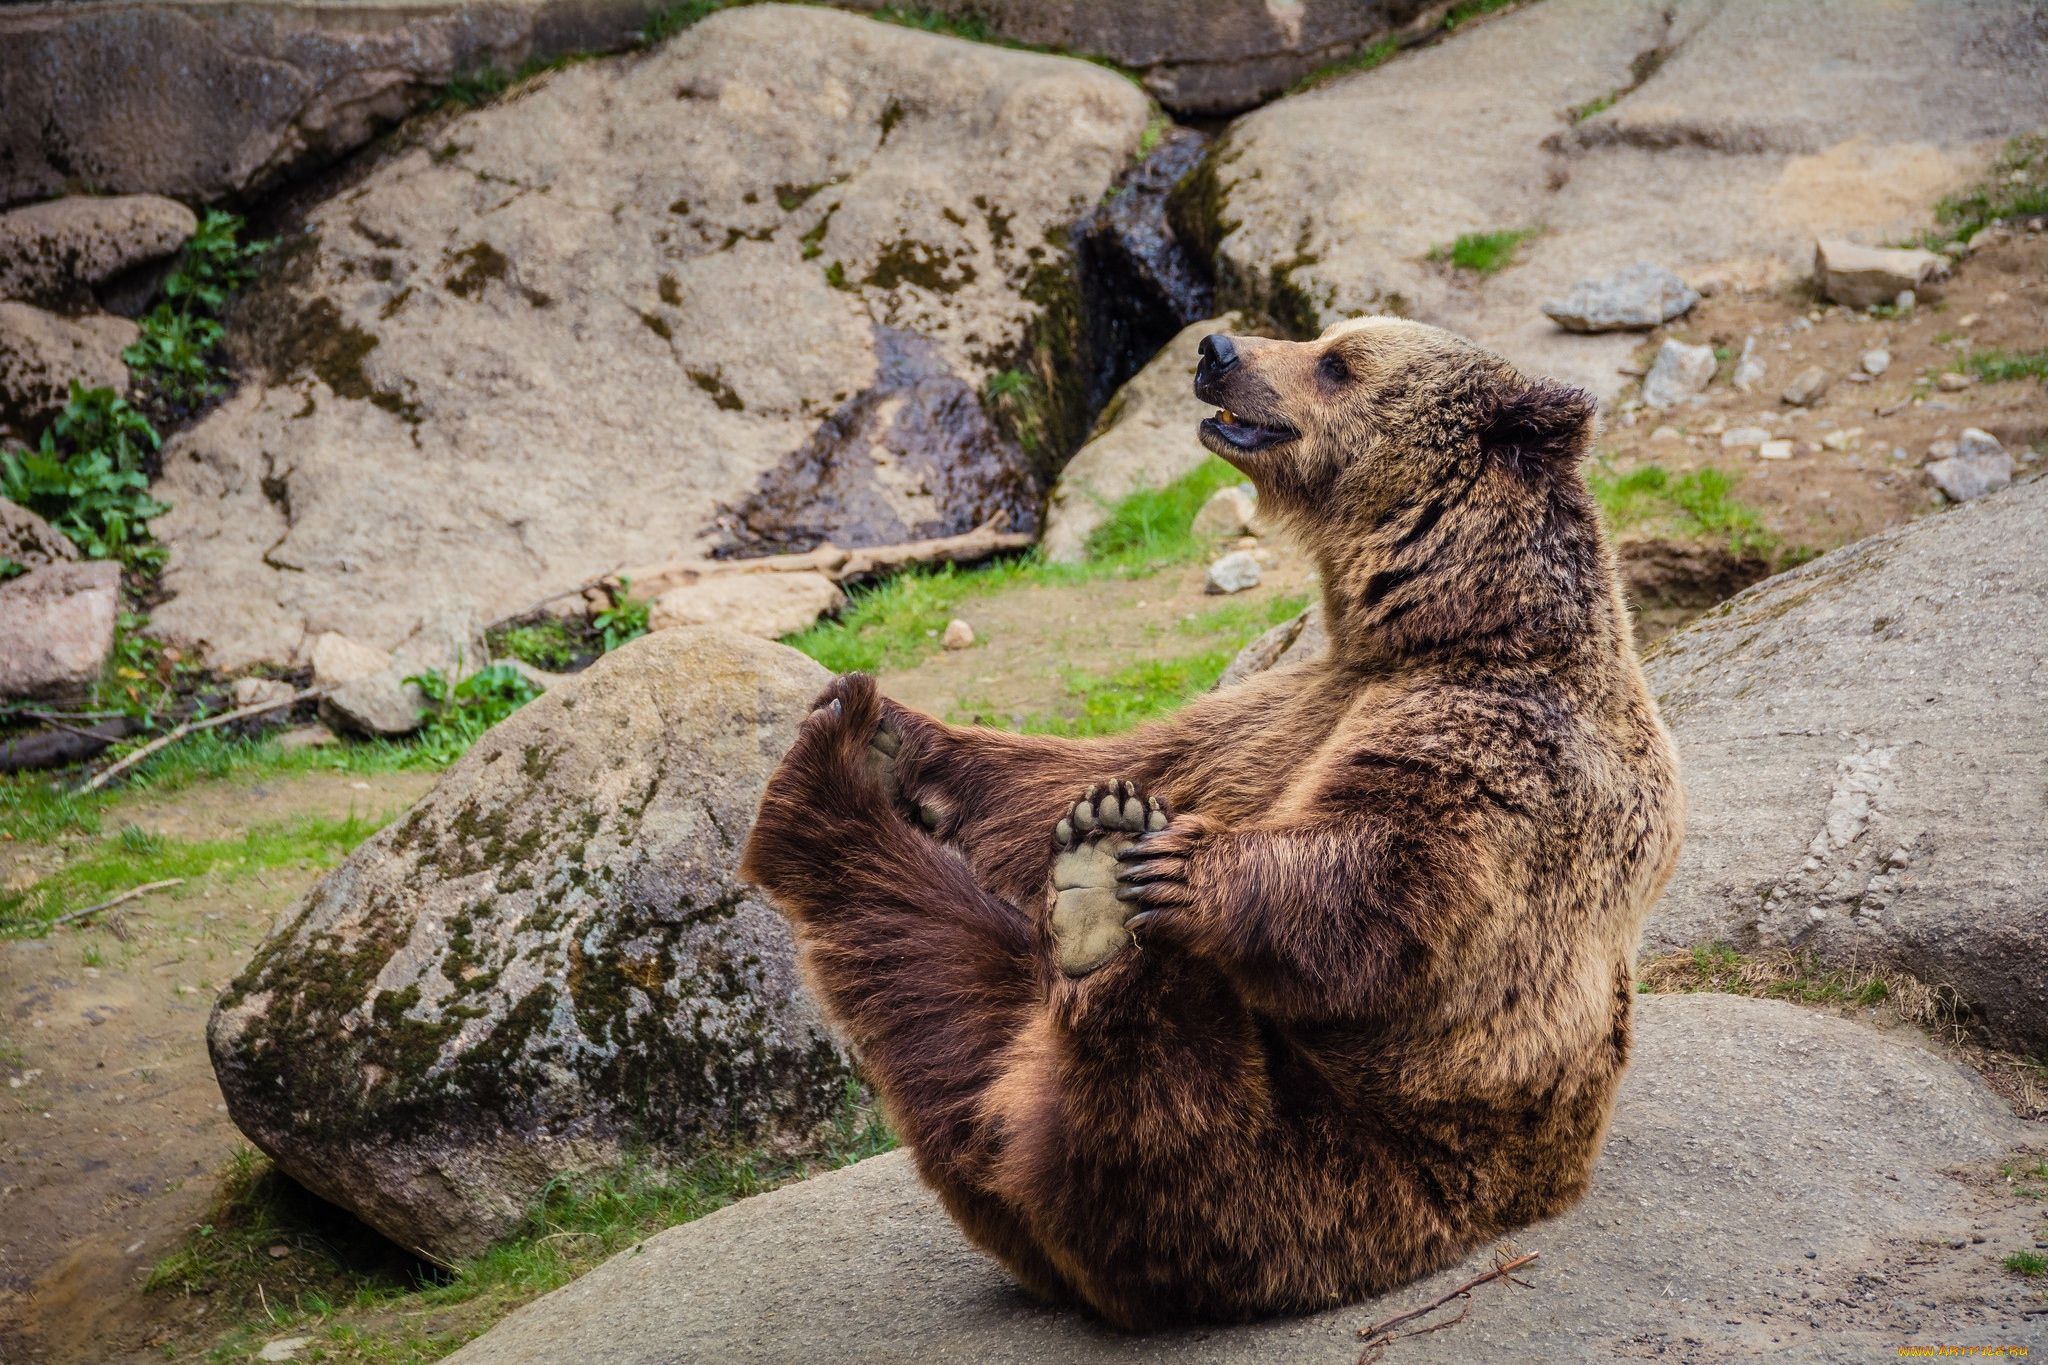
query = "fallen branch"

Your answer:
(78, 687), (320, 794)
(47, 879), (184, 929)
(610, 513), (1035, 602)
(1356, 1250), (1538, 1360)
